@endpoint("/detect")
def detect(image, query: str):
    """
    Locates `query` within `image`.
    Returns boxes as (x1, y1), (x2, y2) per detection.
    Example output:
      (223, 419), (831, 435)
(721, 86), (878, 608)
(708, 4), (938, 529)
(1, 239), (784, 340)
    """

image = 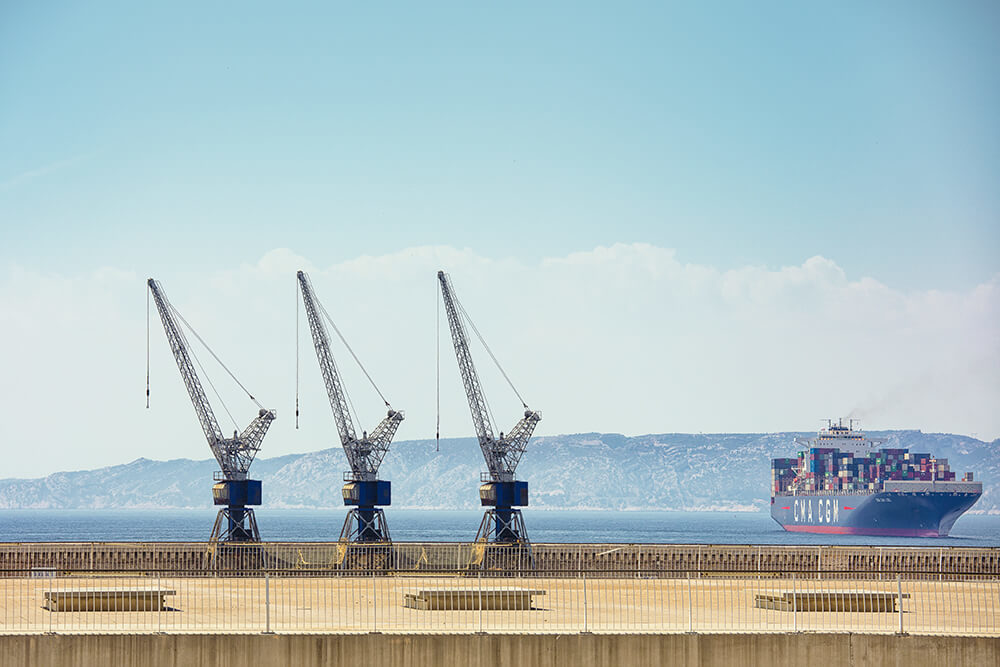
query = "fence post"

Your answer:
(792, 573), (797, 632)
(264, 572), (271, 634)
(157, 571), (162, 634)
(478, 570), (483, 634)
(897, 574), (904, 634)
(48, 576), (54, 634)
(582, 571), (588, 633)
(687, 571), (693, 633)
(372, 570), (378, 633)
